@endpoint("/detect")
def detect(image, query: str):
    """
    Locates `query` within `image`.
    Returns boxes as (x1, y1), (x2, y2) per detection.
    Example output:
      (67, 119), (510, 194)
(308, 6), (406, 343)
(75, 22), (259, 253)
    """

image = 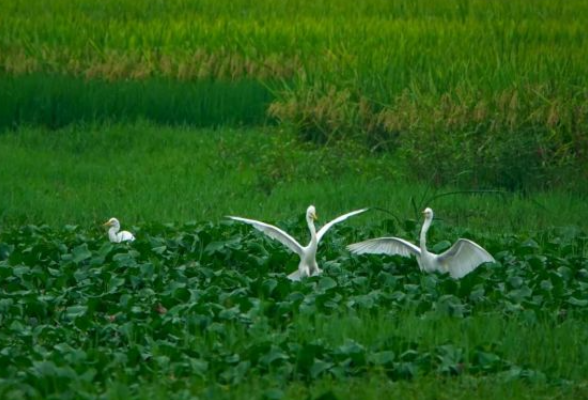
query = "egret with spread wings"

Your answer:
(347, 208), (494, 279)
(228, 205), (368, 280)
